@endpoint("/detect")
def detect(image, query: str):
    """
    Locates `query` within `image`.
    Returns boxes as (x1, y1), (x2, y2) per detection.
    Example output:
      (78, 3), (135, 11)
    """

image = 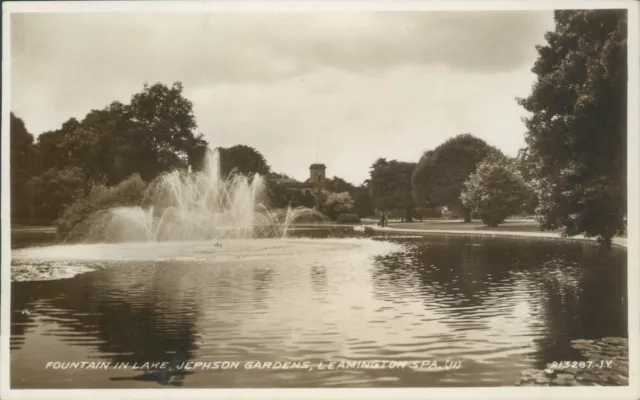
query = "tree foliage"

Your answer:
(10, 113), (41, 219)
(327, 176), (355, 194)
(353, 186), (374, 218)
(218, 145), (271, 179)
(517, 10), (627, 246)
(320, 191), (355, 221)
(514, 148), (540, 215)
(12, 82), (208, 224)
(411, 134), (503, 222)
(56, 173), (149, 238)
(37, 118), (80, 171)
(460, 156), (532, 226)
(288, 190), (317, 209)
(26, 167), (88, 222)
(369, 158), (416, 221)
(38, 82), (207, 185)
